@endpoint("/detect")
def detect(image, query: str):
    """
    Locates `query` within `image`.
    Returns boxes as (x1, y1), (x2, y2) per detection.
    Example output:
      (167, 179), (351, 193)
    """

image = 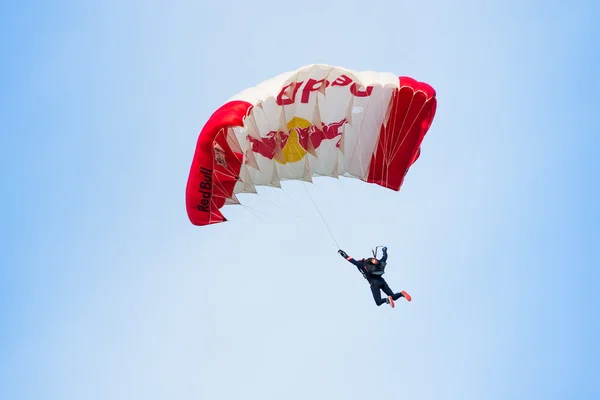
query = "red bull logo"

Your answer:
(195, 166), (212, 212)
(276, 75), (374, 106)
(247, 117), (346, 164)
